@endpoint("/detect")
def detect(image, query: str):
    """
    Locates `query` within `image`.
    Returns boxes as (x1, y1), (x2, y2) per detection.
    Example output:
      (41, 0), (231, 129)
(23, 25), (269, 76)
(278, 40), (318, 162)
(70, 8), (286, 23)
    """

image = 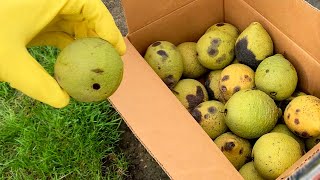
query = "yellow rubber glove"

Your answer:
(0, 0), (126, 108)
